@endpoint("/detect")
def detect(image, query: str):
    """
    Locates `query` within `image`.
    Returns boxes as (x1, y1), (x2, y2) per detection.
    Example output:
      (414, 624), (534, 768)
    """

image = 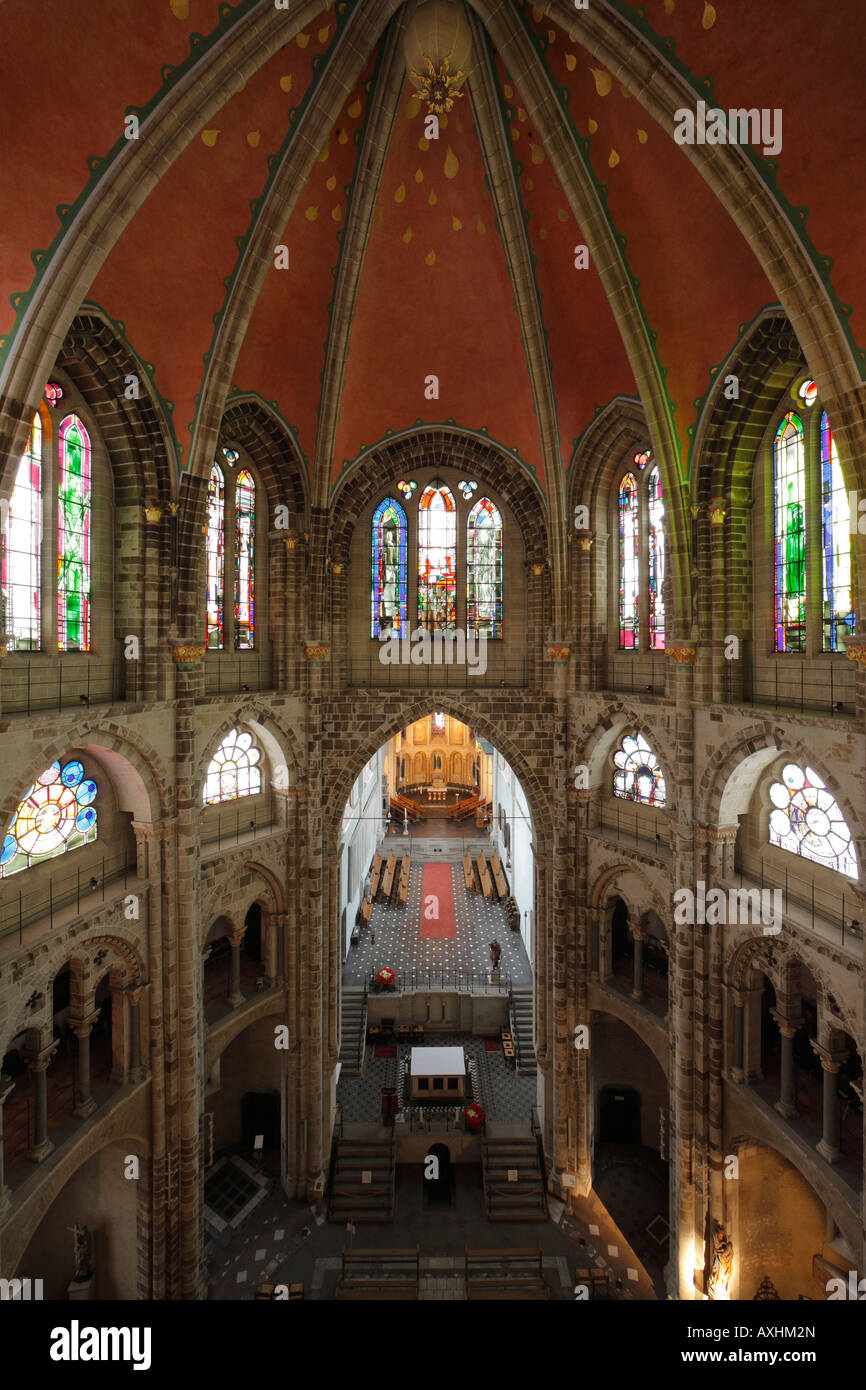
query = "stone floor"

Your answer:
(206, 1149), (661, 1301)
(343, 856), (531, 987)
(337, 1031), (537, 1125)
